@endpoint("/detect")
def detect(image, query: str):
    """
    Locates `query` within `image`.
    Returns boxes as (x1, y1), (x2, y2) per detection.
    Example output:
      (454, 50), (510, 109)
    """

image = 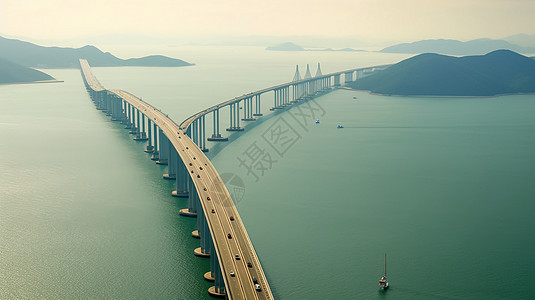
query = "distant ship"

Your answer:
(379, 253), (389, 290)
(315, 120), (320, 124)
(337, 125), (344, 128)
